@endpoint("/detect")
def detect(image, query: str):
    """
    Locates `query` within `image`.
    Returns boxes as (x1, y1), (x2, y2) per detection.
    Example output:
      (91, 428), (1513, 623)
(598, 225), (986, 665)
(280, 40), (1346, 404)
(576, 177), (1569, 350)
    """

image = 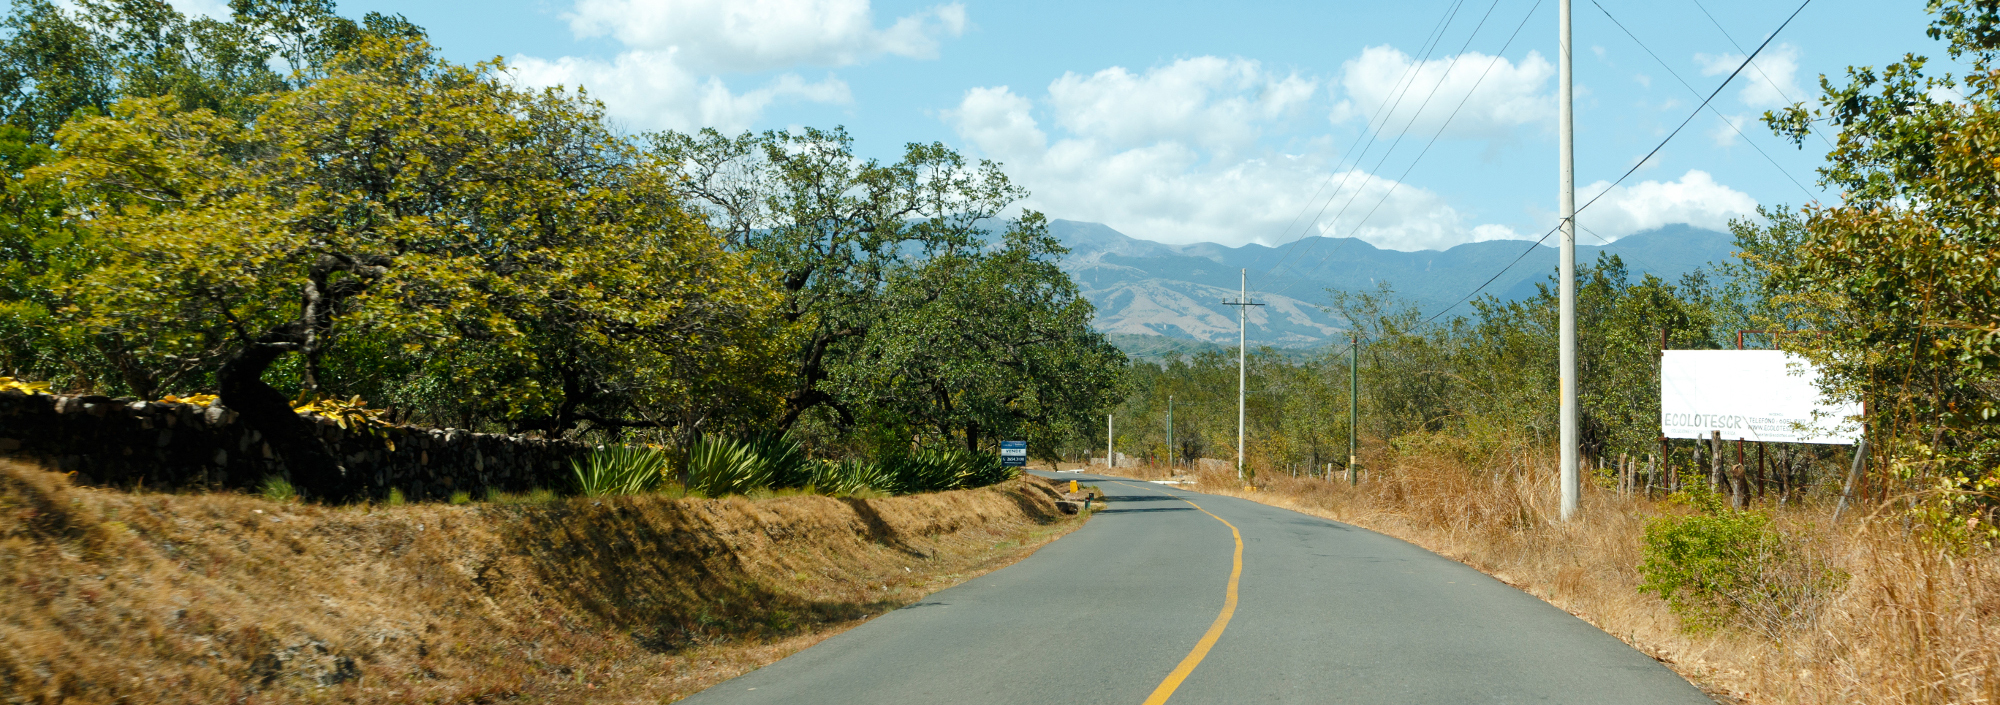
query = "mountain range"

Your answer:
(1046, 220), (1738, 350)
